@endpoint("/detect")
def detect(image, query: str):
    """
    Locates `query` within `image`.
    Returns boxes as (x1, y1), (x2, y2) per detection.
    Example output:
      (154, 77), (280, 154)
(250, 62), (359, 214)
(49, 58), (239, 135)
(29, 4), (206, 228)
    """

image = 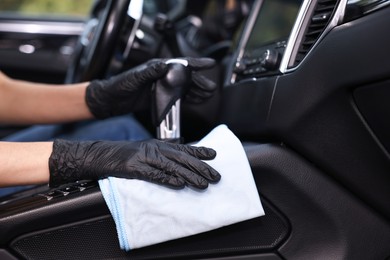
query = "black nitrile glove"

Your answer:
(86, 60), (168, 119)
(48, 139), (221, 189)
(175, 57), (217, 104)
(85, 57), (217, 119)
